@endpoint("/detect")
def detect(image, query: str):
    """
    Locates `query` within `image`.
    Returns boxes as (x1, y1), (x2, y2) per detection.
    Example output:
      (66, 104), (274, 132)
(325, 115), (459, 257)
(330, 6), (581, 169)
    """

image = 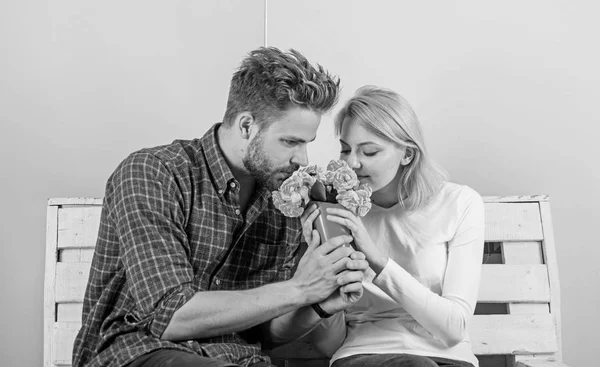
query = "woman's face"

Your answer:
(339, 118), (409, 197)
